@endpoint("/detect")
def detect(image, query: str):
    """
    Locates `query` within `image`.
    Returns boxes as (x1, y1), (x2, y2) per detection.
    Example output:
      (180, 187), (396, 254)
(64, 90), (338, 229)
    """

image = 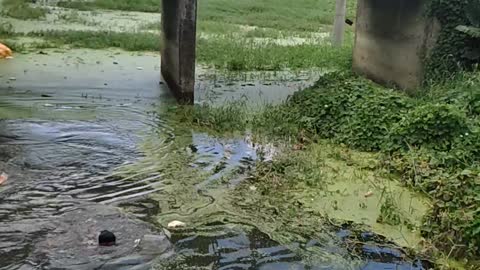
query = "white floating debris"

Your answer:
(136, 67), (143, 70)
(167, 220), (186, 229)
(249, 185), (257, 191)
(8, 77), (16, 81)
(364, 191), (374, 198)
(133, 238), (141, 248)
(5, 56), (13, 59)
(43, 103), (54, 107)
